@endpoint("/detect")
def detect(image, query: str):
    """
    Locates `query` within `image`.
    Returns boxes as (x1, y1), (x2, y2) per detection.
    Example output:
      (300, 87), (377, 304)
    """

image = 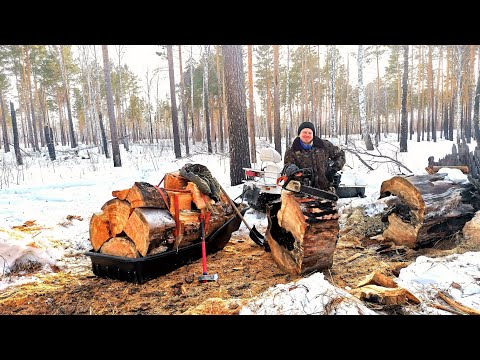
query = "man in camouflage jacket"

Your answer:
(283, 121), (346, 190)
